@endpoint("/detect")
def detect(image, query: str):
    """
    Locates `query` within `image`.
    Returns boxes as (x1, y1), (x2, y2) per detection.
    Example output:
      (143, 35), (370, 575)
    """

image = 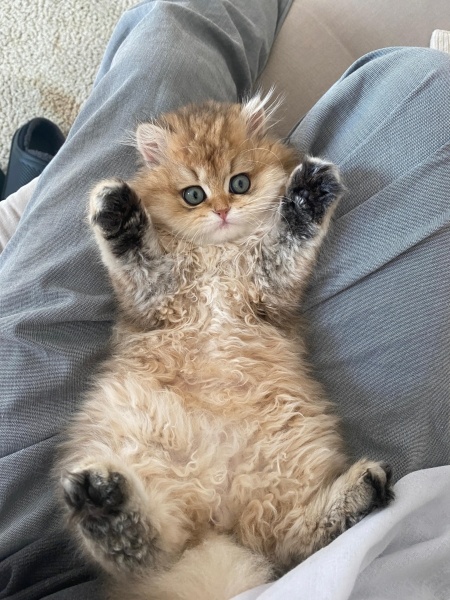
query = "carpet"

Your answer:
(0, 0), (138, 172)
